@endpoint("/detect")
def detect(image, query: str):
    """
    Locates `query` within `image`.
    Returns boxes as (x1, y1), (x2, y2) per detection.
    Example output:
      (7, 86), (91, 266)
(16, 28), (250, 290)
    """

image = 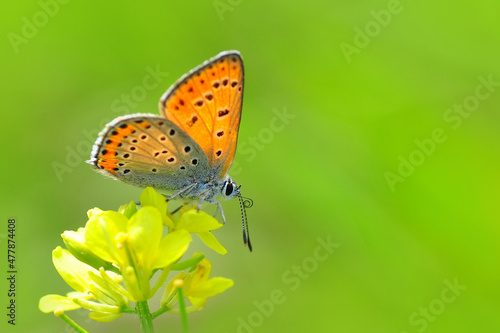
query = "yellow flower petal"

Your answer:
(188, 277), (234, 299)
(62, 228), (113, 272)
(89, 311), (123, 322)
(128, 206), (163, 262)
(87, 208), (104, 218)
(85, 211), (129, 266)
(140, 187), (174, 227)
(177, 210), (223, 232)
(154, 230), (192, 268)
(39, 295), (81, 313)
(119, 200), (137, 219)
(189, 259), (212, 287)
(52, 247), (97, 292)
(185, 297), (207, 312)
(197, 231), (227, 255)
(67, 291), (90, 298)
